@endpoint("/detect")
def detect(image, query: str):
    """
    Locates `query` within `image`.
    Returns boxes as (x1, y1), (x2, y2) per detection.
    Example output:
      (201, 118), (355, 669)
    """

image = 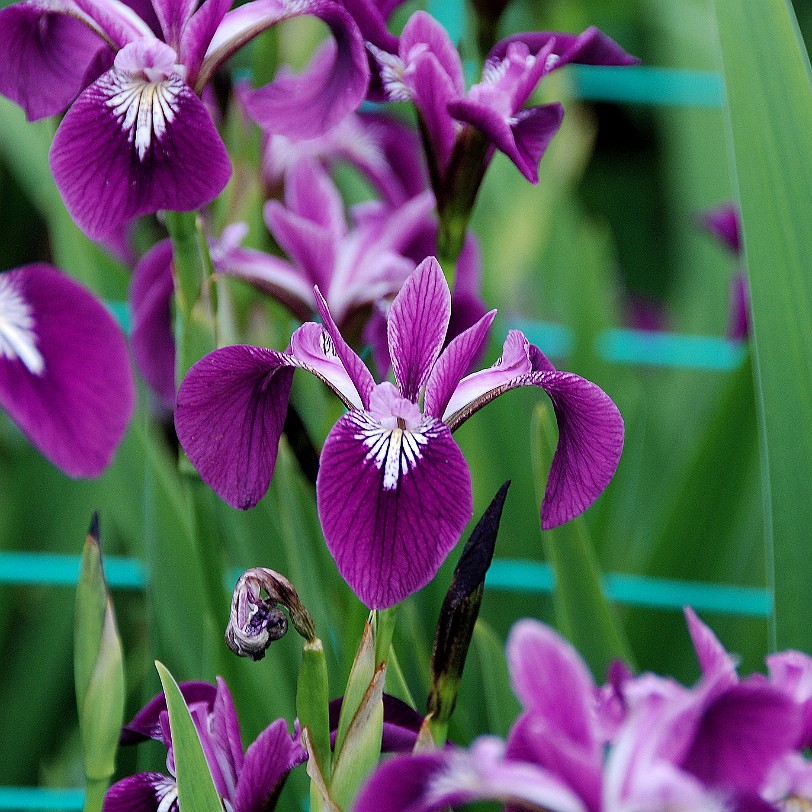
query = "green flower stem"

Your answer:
(436, 127), (491, 276)
(164, 210), (217, 389)
(373, 605), (400, 668)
